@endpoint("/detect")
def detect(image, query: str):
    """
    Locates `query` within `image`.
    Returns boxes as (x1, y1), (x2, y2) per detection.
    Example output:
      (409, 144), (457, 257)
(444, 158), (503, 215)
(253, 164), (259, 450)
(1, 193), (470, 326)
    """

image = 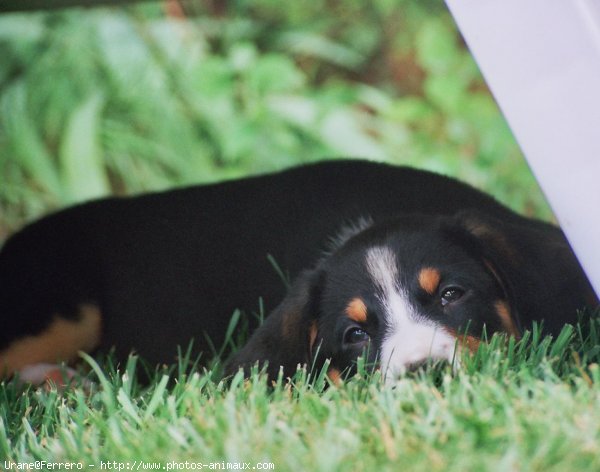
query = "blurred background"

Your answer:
(0, 0), (552, 245)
